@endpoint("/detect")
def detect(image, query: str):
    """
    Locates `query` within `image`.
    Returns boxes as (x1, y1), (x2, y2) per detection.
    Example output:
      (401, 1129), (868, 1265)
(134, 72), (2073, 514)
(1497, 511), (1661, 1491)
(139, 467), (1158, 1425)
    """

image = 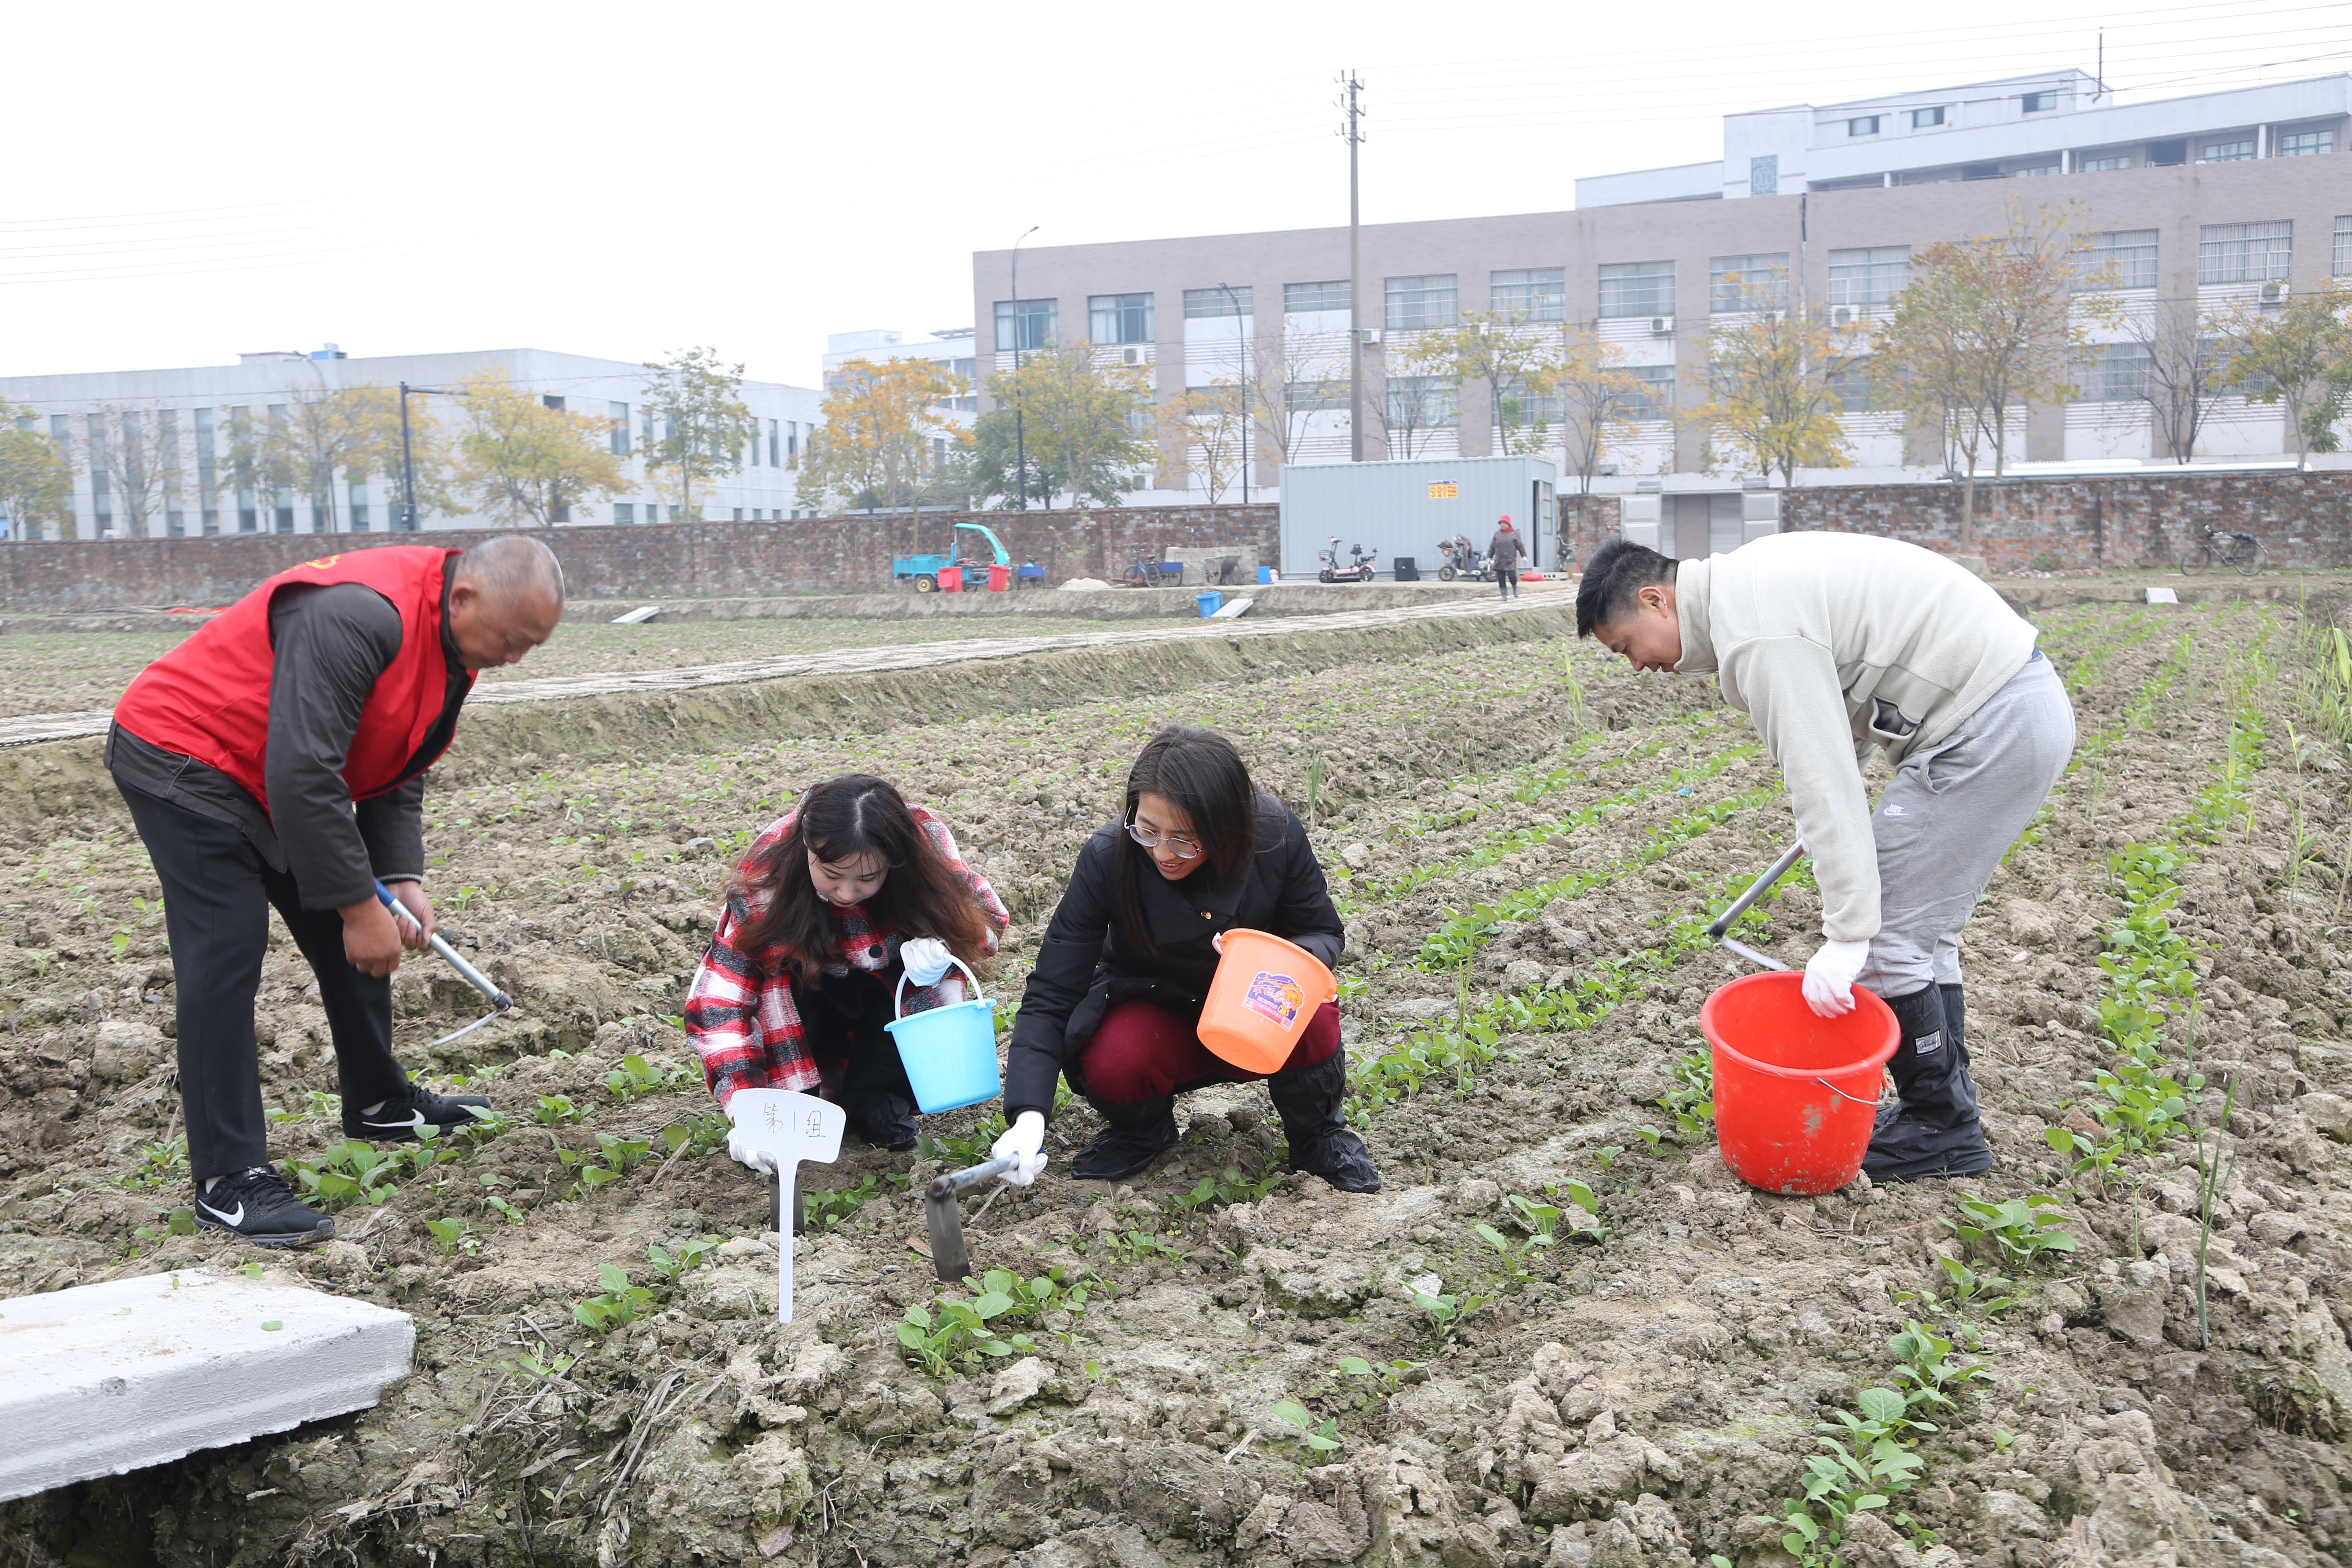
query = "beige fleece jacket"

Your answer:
(1673, 532), (2038, 942)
